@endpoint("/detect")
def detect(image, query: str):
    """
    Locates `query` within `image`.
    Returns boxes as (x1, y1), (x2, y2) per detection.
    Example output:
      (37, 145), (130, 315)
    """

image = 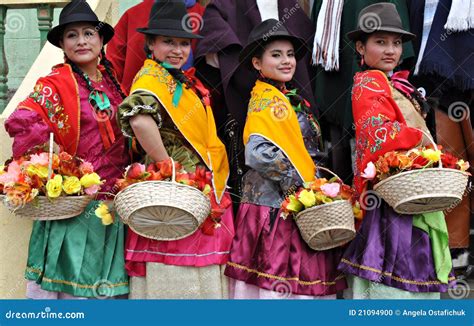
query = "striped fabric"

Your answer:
(312, 0), (344, 71)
